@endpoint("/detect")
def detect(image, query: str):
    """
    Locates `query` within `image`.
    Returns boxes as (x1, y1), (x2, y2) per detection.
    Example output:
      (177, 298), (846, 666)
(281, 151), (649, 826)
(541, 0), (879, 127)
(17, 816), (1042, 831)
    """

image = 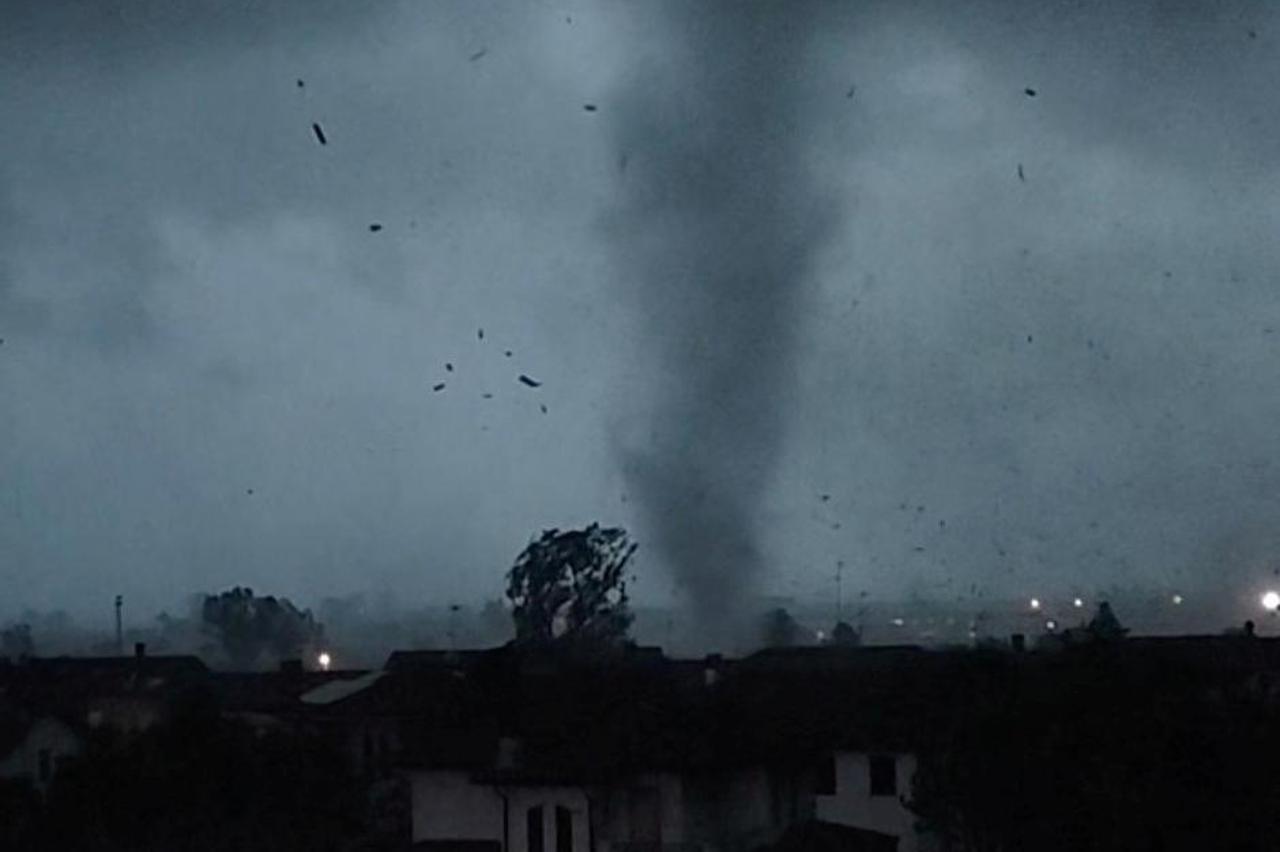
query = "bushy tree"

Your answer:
(201, 587), (324, 670)
(762, 608), (800, 648)
(1, 623), (34, 660)
(505, 524), (636, 647)
(831, 620), (861, 647)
